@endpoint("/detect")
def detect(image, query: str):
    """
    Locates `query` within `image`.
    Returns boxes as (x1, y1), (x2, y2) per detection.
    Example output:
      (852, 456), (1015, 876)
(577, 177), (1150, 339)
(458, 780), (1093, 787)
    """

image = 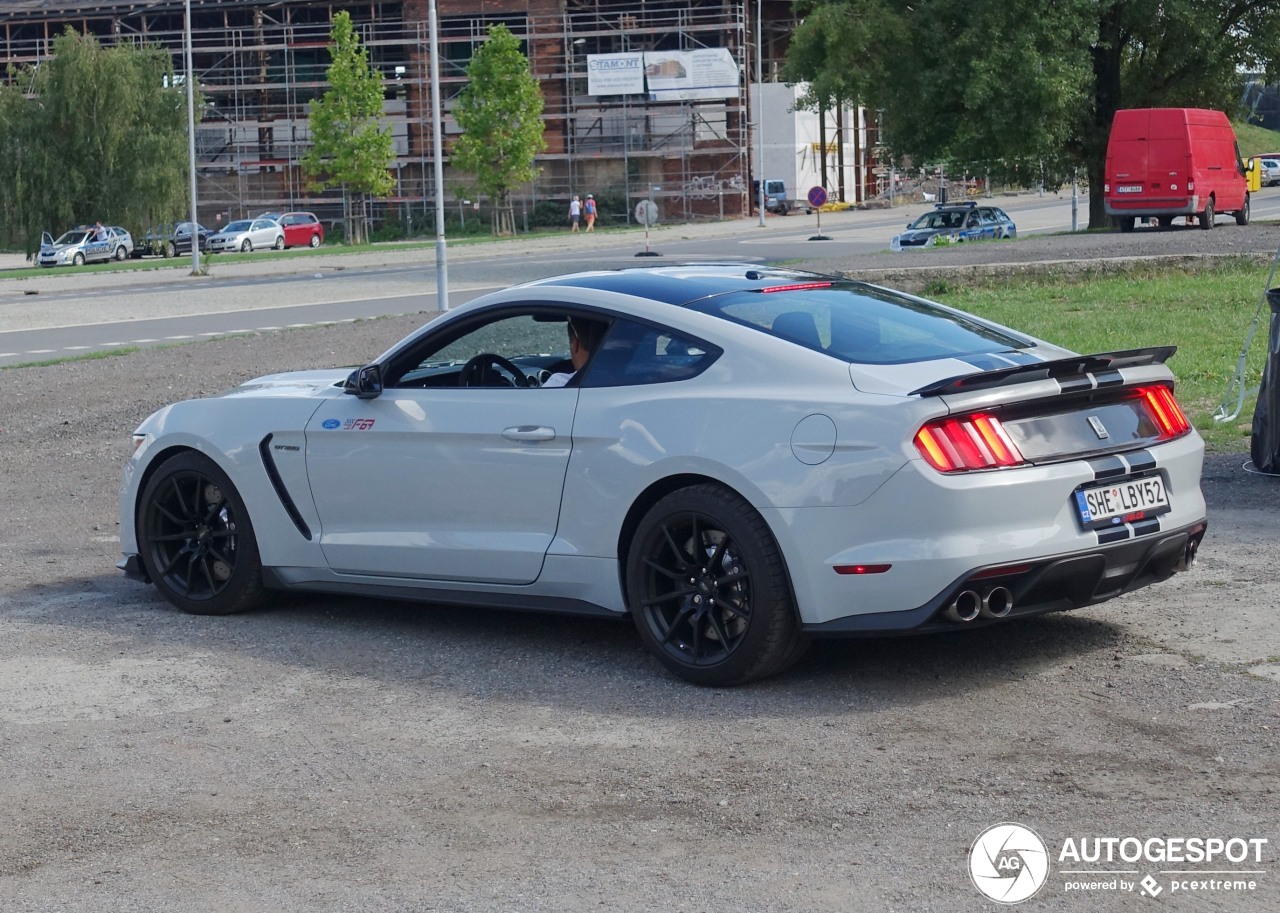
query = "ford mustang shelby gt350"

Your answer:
(119, 265), (1206, 685)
